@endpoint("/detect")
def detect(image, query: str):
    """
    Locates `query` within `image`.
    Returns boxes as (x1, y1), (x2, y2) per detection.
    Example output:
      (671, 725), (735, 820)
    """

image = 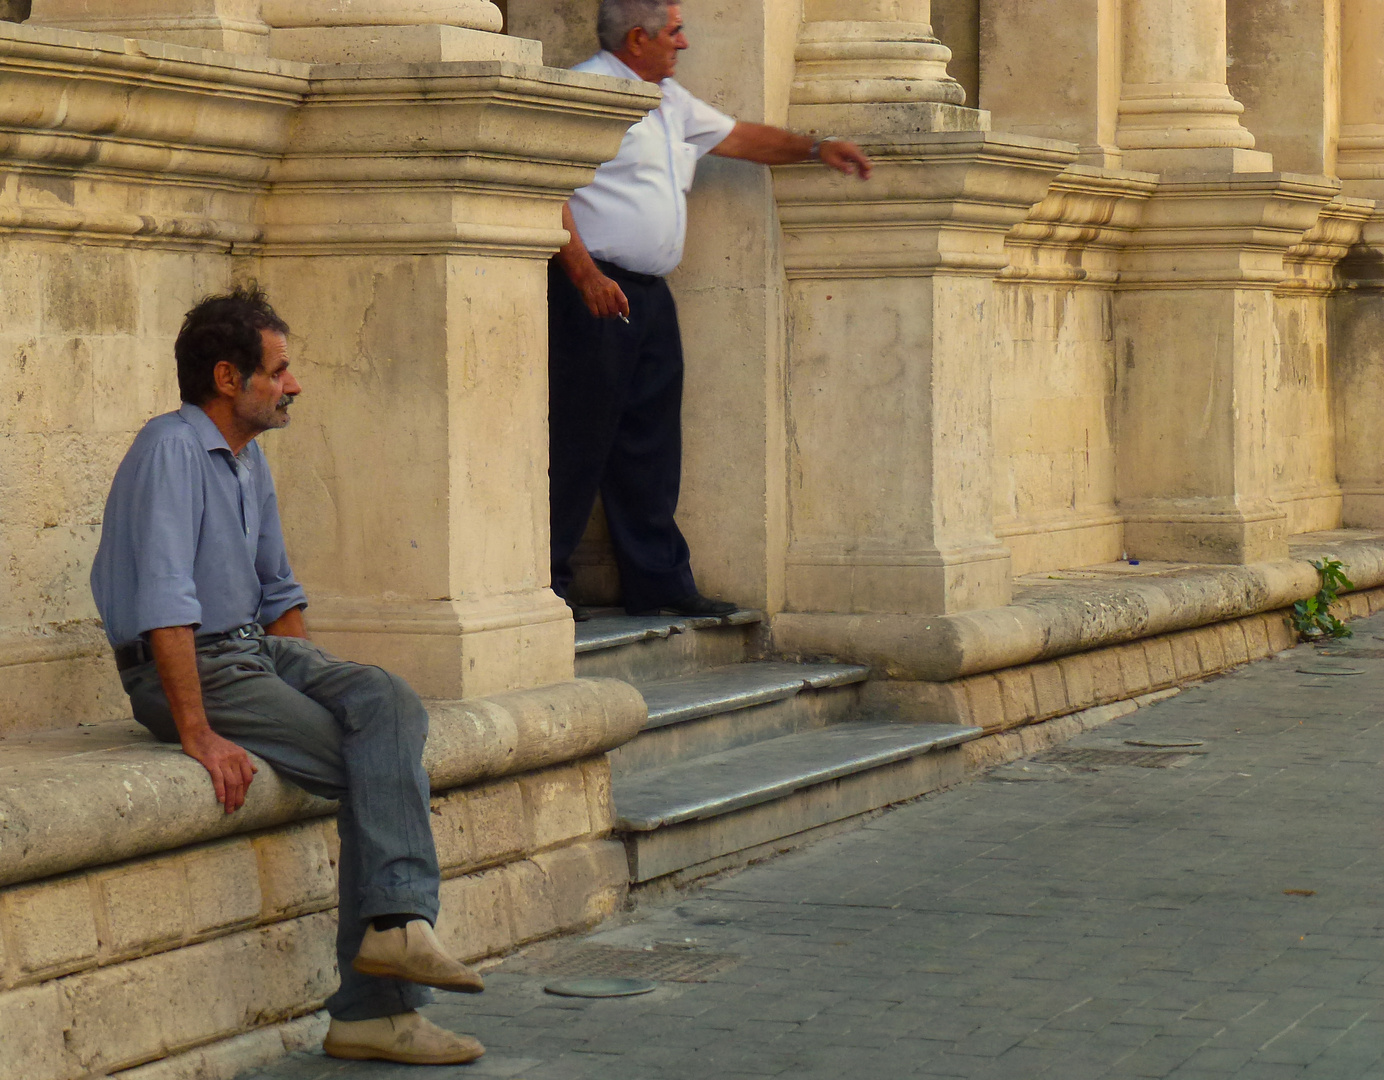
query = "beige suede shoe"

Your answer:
(352, 920), (486, 993)
(323, 1011), (485, 1064)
